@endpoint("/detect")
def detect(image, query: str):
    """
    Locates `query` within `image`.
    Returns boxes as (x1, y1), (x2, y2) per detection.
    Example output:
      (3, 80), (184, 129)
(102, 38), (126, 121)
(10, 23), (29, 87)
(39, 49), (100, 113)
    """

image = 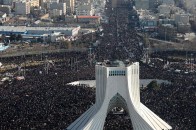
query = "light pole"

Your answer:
(191, 53), (193, 72)
(165, 28), (167, 41)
